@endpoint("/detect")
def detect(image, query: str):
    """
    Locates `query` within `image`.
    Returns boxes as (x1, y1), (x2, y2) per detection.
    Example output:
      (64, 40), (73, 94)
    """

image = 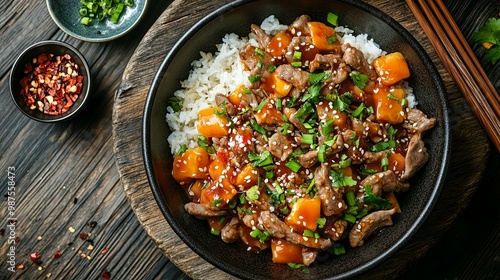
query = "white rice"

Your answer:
(166, 16), (416, 154)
